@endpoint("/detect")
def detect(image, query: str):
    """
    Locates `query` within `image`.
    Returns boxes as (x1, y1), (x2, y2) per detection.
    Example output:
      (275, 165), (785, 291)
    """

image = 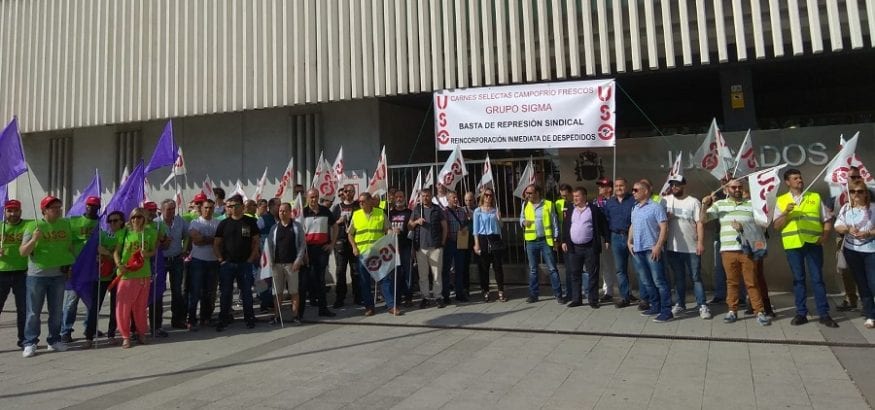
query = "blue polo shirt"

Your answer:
(603, 194), (636, 233)
(630, 199), (667, 252)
